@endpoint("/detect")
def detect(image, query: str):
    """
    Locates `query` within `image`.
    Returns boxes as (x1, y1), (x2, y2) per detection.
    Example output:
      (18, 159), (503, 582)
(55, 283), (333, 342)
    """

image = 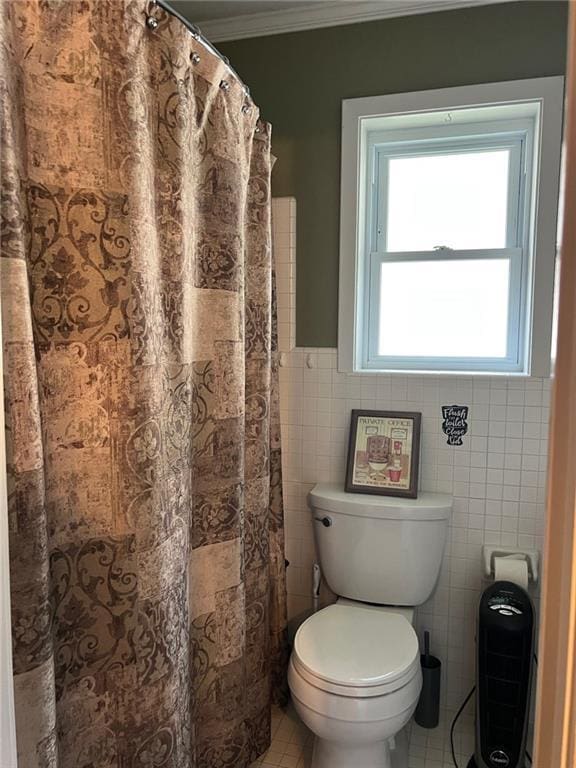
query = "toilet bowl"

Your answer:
(288, 601), (422, 768)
